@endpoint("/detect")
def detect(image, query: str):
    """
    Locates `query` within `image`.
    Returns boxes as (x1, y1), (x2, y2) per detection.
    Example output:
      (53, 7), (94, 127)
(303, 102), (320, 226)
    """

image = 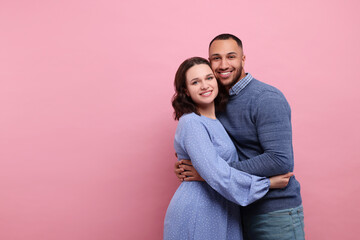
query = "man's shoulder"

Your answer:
(245, 79), (286, 103)
(249, 78), (283, 94)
